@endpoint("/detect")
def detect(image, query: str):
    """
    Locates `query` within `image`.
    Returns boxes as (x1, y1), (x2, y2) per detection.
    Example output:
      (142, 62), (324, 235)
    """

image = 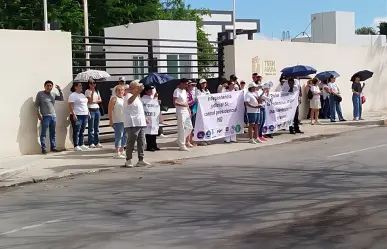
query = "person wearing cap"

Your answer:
(141, 85), (161, 152)
(173, 78), (192, 151)
(35, 80), (64, 154)
(198, 79), (211, 95)
(108, 85), (127, 159)
(123, 80), (151, 168)
(244, 82), (262, 144)
(111, 77), (126, 97)
(252, 73), (262, 85)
